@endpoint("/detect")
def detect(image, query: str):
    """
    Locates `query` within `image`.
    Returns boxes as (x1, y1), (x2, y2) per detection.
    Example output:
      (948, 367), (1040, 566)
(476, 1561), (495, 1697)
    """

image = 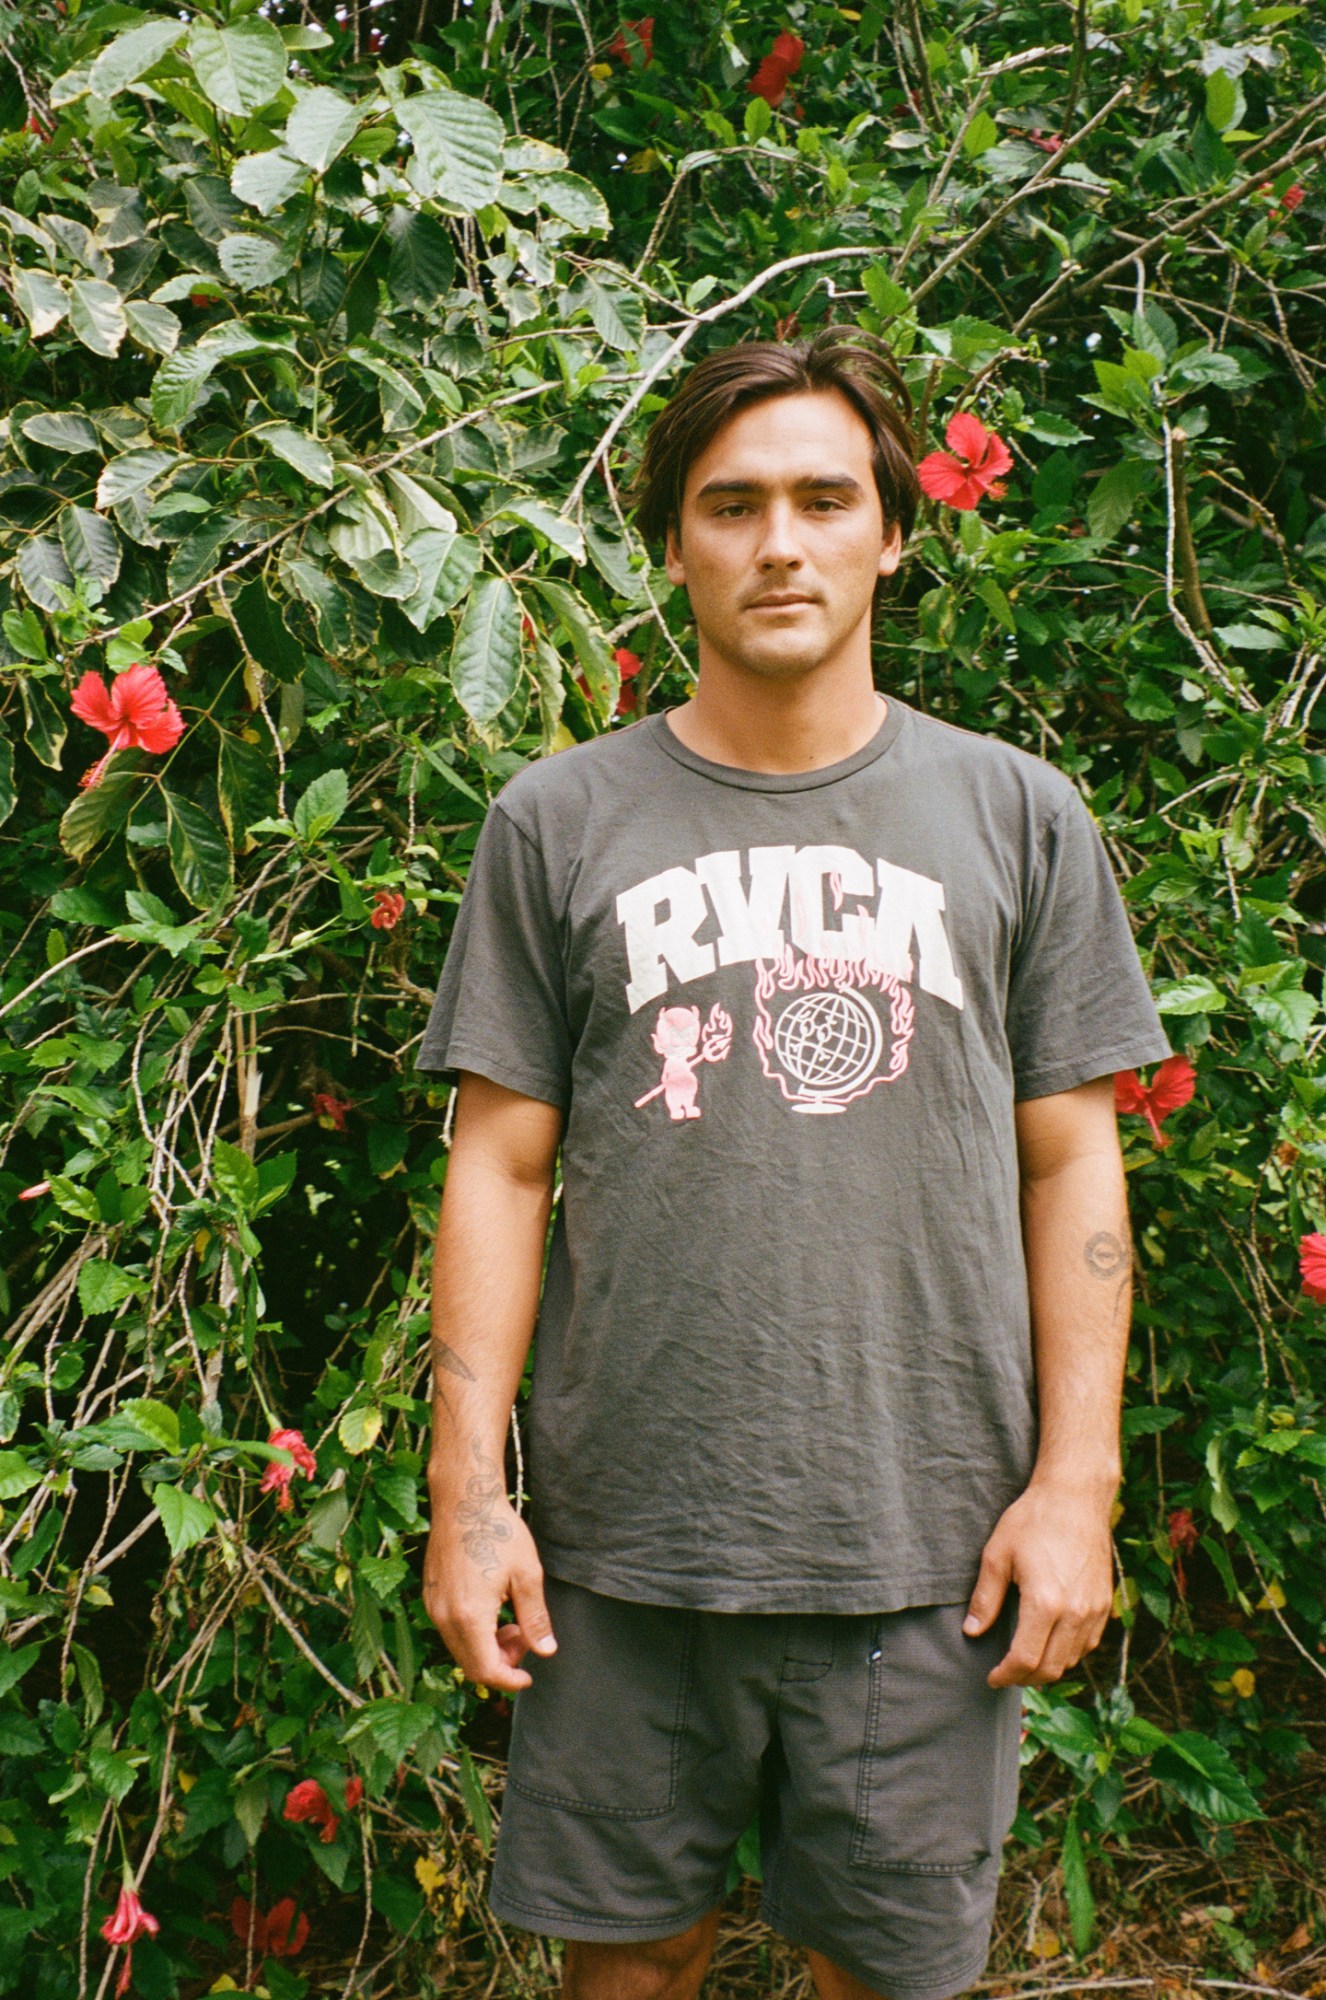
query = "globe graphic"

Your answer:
(772, 988), (884, 1100)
